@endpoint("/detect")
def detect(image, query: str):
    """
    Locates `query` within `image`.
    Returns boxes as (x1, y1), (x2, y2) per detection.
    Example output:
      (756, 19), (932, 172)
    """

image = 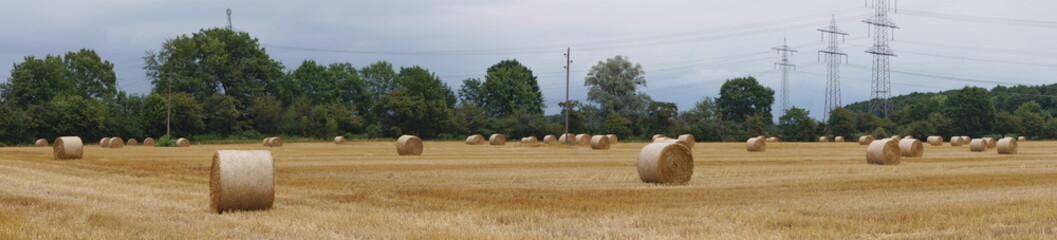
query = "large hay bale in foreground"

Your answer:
(210, 150), (274, 213)
(396, 135), (423, 155)
(834, 136), (845, 142)
(99, 137), (111, 148)
(53, 136), (83, 160)
(576, 134), (592, 146)
(489, 134), (506, 145)
(176, 138), (191, 147)
(926, 136), (943, 146)
(590, 135), (610, 150)
(997, 137), (1018, 154)
(819, 136), (829, 143)
(606, 134), (618, 144)
(558, 133), (575, 144)
(637, 142), (693, 184)
(464, 134), (484, 145)
(108, 137), (124, 149)
(969, 139), (986, 152)
(899, 139), (924, 157)
(866, 139), (900, 165)
(35, 138), (48, 147)
(334, 136), (347, 144)
(746, 137), (766, 152)
(677, 134), (695, 148)
(1018, 136), (1027, 142)
(859, 136), (875, 145)
(949, 136), (963, 146)
(983, 137), (996, 148)
(126, 138), (138, 146)
(543, 135), (557, 144)
(143, 137), (156, 146)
